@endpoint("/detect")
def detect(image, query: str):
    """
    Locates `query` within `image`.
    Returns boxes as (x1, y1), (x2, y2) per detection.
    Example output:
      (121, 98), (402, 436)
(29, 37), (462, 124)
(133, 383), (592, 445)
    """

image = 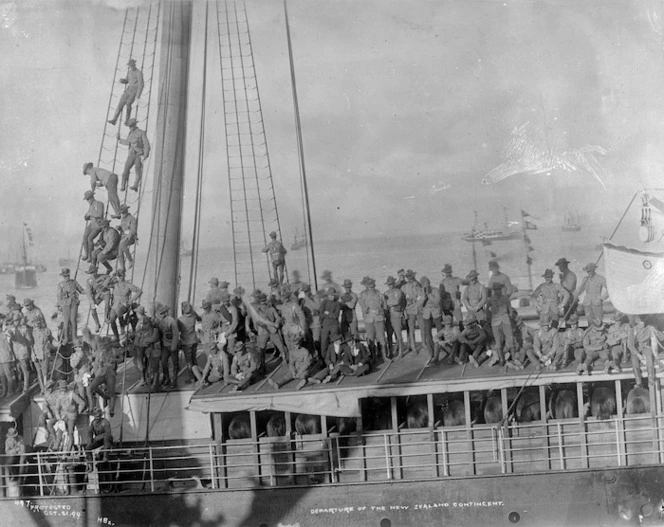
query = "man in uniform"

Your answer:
(0, 322), (14, 397)
(85, 264), (113, 332)
(87, 408), (113, 460)
(228, 341), (259, 392)
(218, 291), (239, 356)
(533, 319), (564, 370)
(309, 332), (348, 384)
(487, 260), (514, 297)
(31, 318), (54, 392)
(531, 269), (570, 324)
(575, 263), (609, 328)
(402, 269), (424, 354)
(108, 58), (144, 126)
(155, 304), (179, 388)
(384, 276), (405, 359)
(133, 306), (160, 386)
(206, 277), (223, 305)
(340, 279), (359, 339)
(578, 319), (613, 375)
(82, 190), (106, 262)
(462, 269), (487, 324)
(395, 269), (407, 289)
(319, 287), (342, 358)
(555, 257), (577, 317)
(487, 281), (514, 367)
(92, 219), (121, 274)
(459, 313), (488, 367)
(433, 315), (461, 365)
(56, 268), (84, 344)
(117, 204), (137, 271)
(178, 301), (201, 384)
(82, 327), (122, 417)
(22, 298), (46, 330)
(83, 162), (122, 219)
(251, 292), (286, 369)
(278, 287), (307, 356)
(359, 277), (388, 361)
(300, 284), (322, 355)
(199, 299), (221, 356)
(5, 294), (21, 315)
(262, 231), (287, 284)
(562, 314), (584, 369)
(440, 264), (464, 324)
(267, 334), (314, 391)
(108, 269), (142, 341)
(117, 118), (151, 192)
(12, 314), (33, 393)
(320, 270), (343, 295)
(420, 276), (442, 362)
